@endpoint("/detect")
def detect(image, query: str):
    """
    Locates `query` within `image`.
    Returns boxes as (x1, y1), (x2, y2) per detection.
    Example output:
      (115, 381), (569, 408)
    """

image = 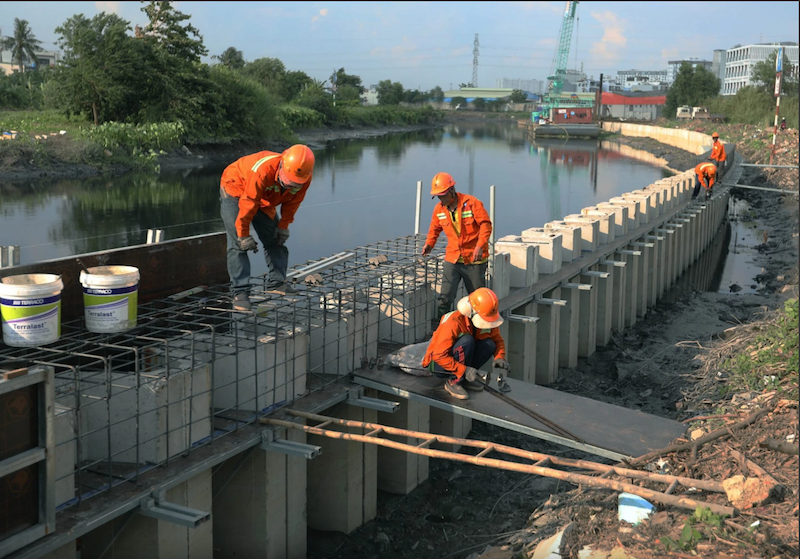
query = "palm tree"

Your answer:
(1, 18), (42, 73)
(212, 47), (245, 70)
